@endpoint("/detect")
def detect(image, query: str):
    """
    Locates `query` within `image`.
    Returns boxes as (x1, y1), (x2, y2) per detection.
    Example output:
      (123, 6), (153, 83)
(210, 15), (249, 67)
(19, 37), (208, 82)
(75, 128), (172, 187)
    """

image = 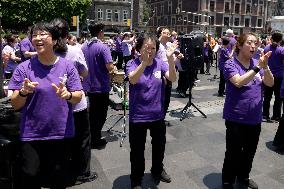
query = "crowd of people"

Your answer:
(1, 18), (284, 189)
